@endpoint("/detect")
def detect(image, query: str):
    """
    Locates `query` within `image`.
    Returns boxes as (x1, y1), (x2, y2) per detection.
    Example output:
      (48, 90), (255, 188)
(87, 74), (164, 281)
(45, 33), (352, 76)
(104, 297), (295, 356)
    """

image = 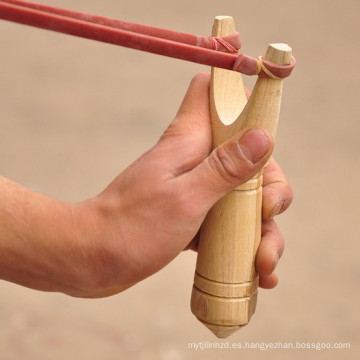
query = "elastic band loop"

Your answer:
(208, 32), (241, 53)
(257, 56), (281, 80)
(232, 53), (296, 78)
